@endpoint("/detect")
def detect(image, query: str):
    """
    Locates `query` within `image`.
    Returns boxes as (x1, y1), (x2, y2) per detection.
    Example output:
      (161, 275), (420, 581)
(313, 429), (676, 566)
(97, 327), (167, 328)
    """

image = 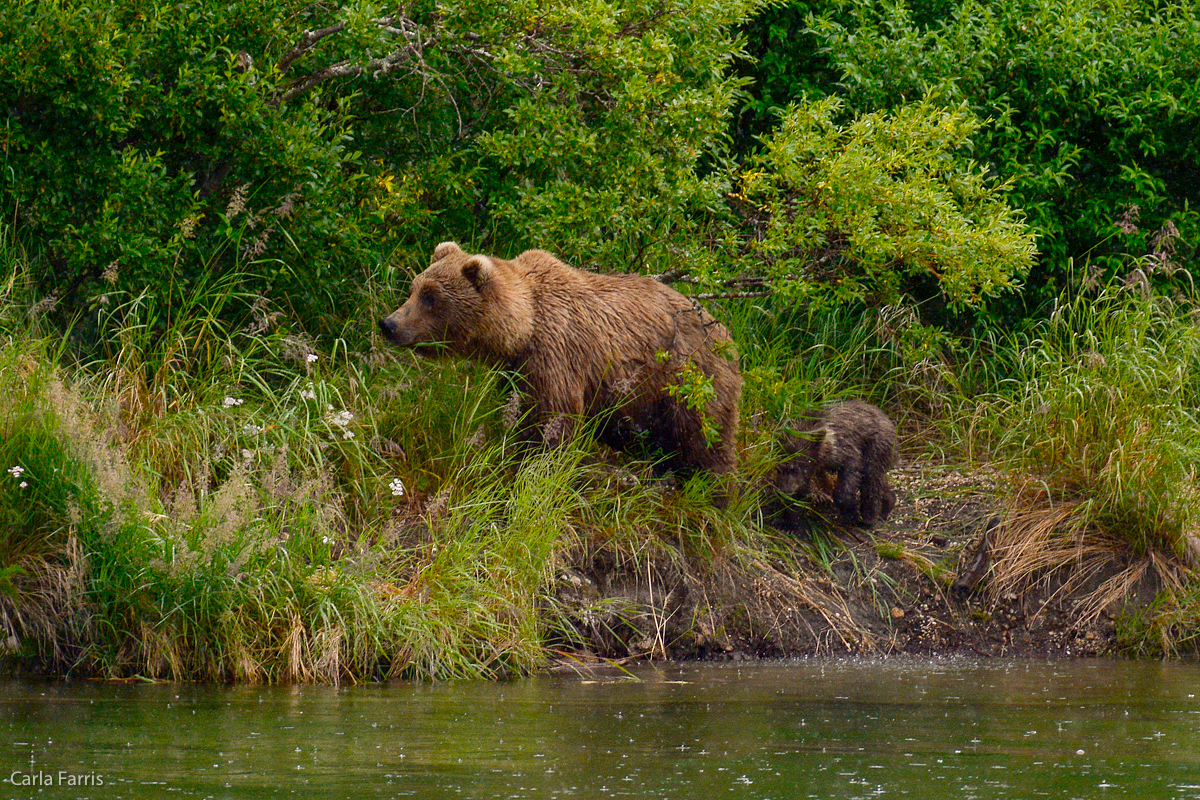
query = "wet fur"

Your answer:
(379, 242), (742, 474)
(774, 400), (897, 526)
